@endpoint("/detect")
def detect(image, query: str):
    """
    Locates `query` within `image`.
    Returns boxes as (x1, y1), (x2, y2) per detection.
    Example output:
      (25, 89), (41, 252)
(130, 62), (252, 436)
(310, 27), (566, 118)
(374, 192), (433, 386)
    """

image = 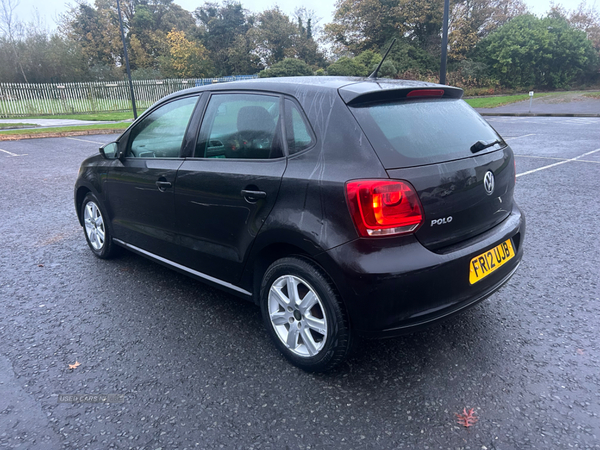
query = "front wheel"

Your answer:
(81, 193), (118, 259)
(260, 257), (352, 372)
